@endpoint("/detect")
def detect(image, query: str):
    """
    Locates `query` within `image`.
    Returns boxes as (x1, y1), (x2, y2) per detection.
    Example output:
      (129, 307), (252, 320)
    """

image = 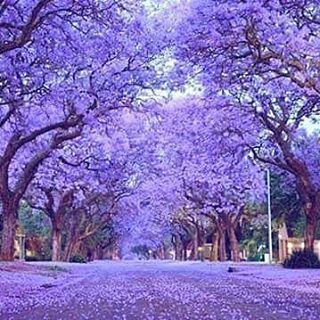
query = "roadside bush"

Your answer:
(283, 249), (320, 269)
(247, 254), (263, 262)
(70, 254), (87, 263)
(25, 256), (40, 262)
